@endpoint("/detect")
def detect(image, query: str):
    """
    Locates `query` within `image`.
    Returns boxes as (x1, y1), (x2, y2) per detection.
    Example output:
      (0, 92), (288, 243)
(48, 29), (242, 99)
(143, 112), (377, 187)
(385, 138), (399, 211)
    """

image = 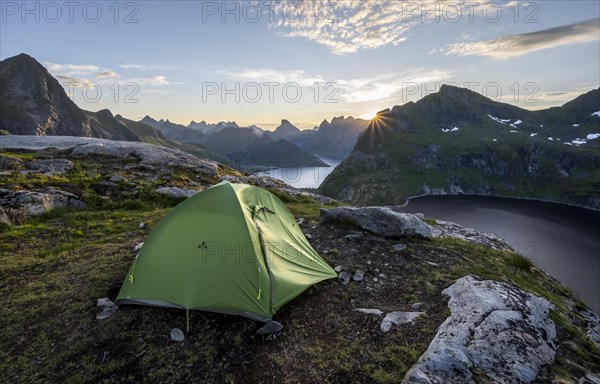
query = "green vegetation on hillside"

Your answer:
(319, 86), (600, 208)
(1, 149), (598, 383)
